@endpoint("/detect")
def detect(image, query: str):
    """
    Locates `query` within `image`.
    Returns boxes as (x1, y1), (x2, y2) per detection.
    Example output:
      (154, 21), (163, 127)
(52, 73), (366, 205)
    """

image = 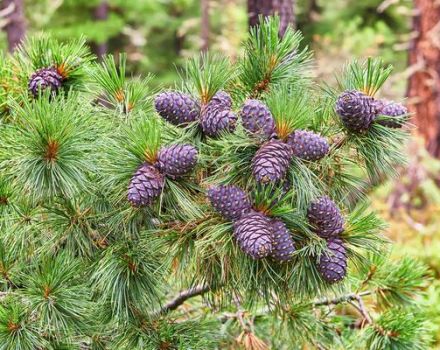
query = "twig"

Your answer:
(313, 290), (372, 307)
(355, 294), (372, 324)
(158, 285), (210, 314)
(233, 295), (250, 332)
